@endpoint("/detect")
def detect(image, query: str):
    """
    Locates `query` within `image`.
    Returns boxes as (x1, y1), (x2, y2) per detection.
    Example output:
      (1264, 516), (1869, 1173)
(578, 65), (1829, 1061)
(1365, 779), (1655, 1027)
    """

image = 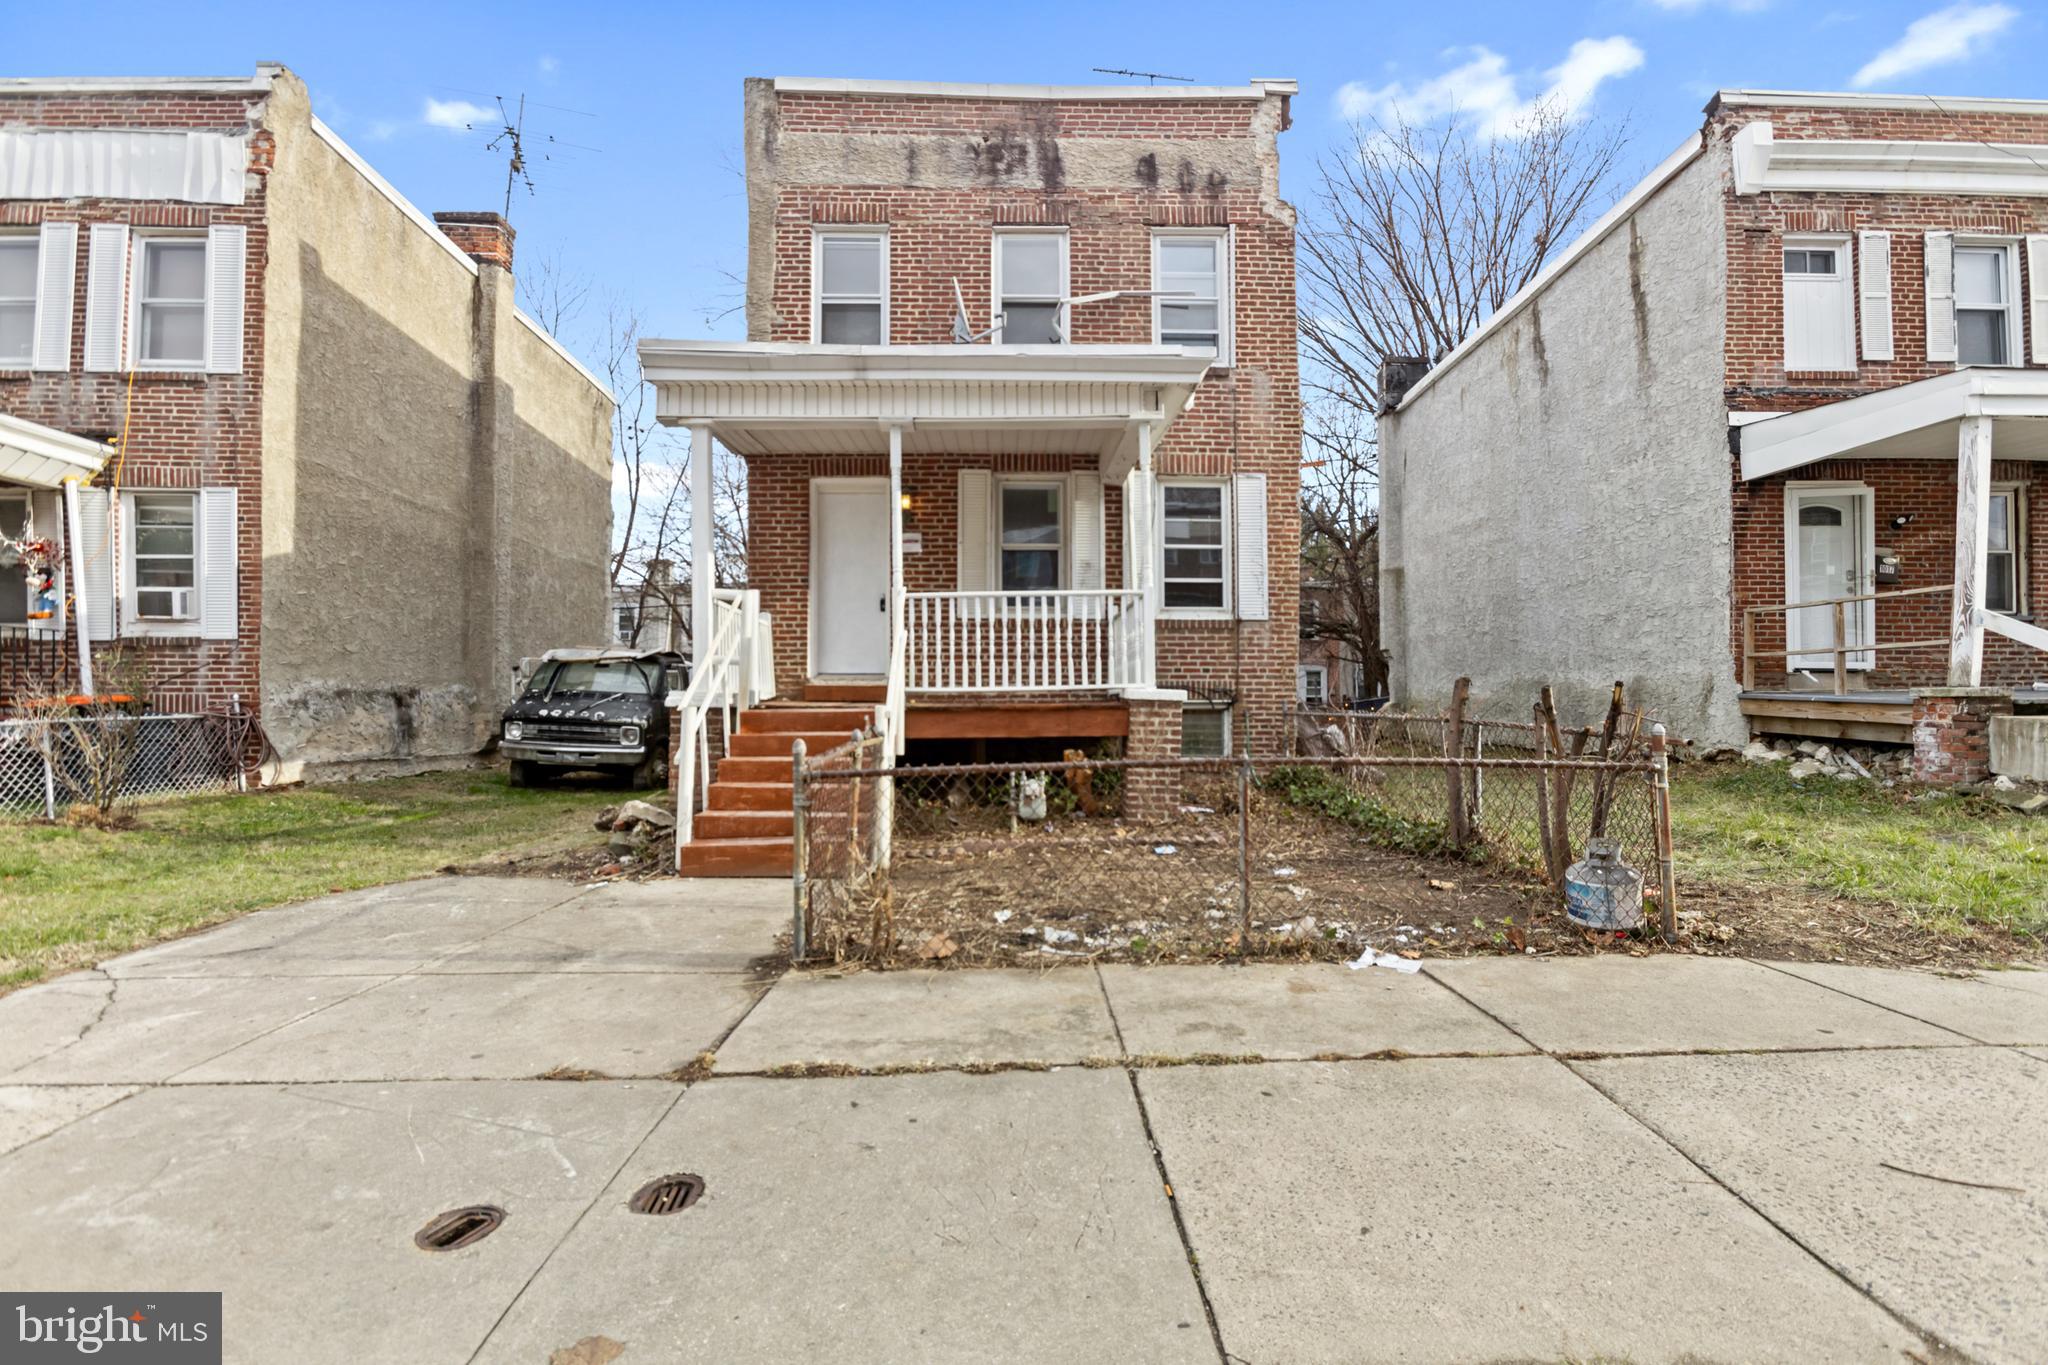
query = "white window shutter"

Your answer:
(1232, 472), (1269, 621)
(83, 224), (128, 372)
(205, 225), (246, 374)
(1924, 231), (1956, 364)
(31, 223), (76, 371)
(1857, 230), (1893, 362)
(1069, 473), (1104, 591)
(199, 487), (238, 639)
(956, 468), (991, 591)
(75, 486), (116, 642)
(2027, 235), (2048, 364)
(1124, 471), (1151, 599)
